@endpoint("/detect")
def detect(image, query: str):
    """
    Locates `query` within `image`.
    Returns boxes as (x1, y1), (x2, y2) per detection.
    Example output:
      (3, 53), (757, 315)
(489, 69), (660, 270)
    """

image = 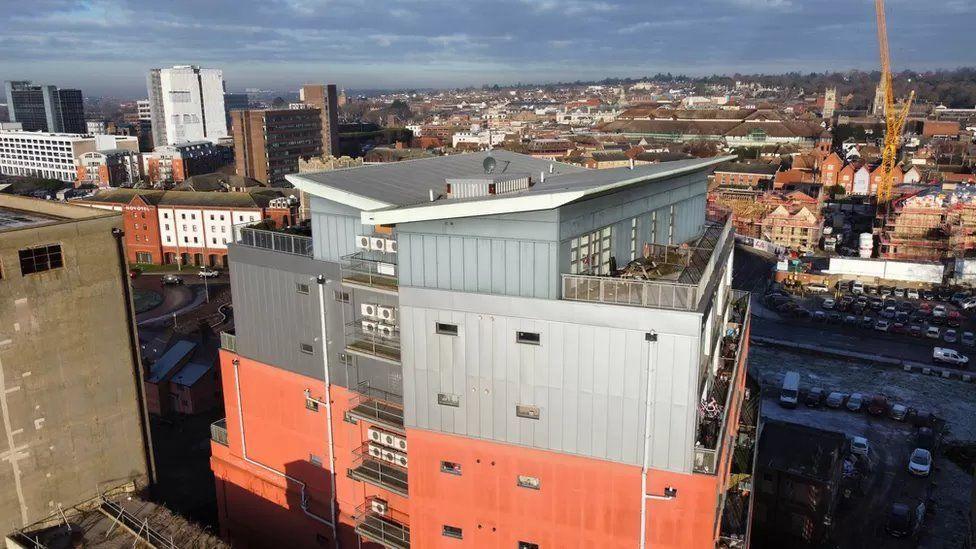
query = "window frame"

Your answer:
(516, 331), (540, 345)
(436, 322), (459, 336)
(18, 244), (64, 276)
